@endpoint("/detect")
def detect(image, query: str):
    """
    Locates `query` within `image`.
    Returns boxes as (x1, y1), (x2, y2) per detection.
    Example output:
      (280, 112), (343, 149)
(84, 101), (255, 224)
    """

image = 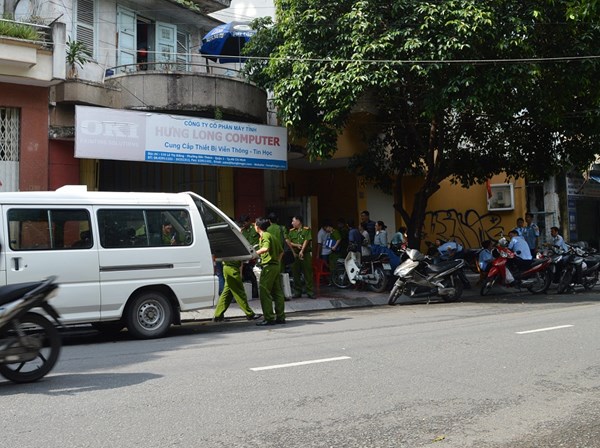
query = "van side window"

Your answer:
(7, 209), (92, 250)
(97, 209), (192, 248)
